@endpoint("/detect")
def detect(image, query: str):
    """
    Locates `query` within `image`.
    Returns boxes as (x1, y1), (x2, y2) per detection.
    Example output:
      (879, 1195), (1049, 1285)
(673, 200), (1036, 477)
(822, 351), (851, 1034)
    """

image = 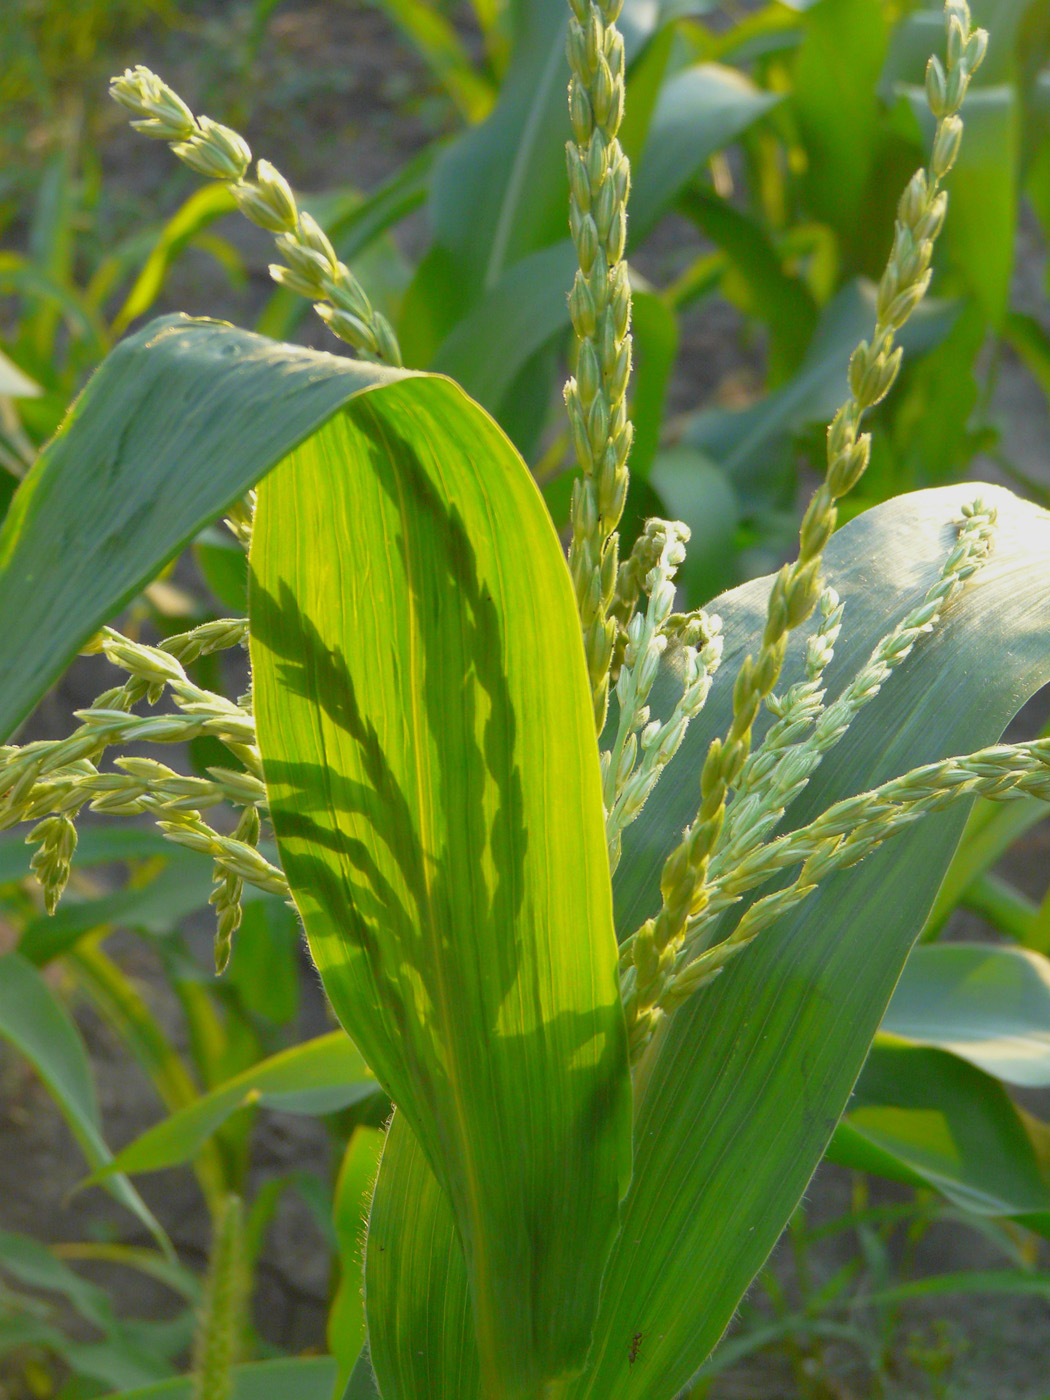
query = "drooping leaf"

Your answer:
(0, 314), (402, 741)
(364, 482), (1050, 1398)
(881, 943), (1050, 1086)
(250, 373), (631, 1397)
(829, 1035), (1050, 1217)
(0, 953), (171, 1256)
(86, 1033), (376, 1182)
